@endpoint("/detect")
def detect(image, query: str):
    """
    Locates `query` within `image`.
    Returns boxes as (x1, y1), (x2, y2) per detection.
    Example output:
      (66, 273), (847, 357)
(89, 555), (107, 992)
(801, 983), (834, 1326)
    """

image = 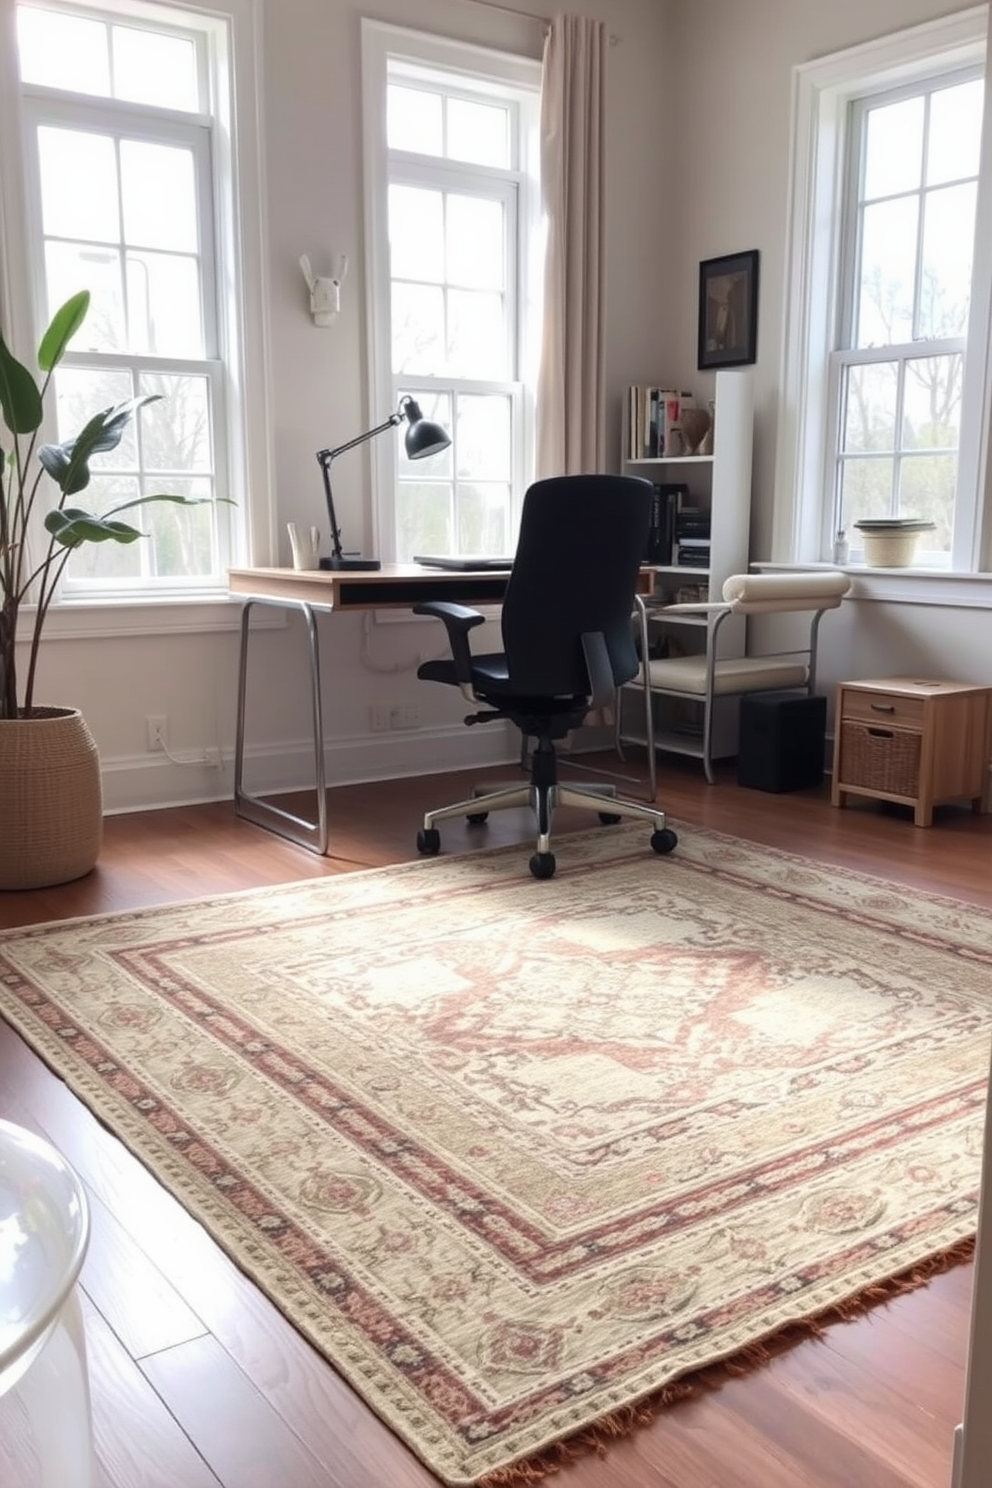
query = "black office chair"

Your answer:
(412, 473), (678, 879)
